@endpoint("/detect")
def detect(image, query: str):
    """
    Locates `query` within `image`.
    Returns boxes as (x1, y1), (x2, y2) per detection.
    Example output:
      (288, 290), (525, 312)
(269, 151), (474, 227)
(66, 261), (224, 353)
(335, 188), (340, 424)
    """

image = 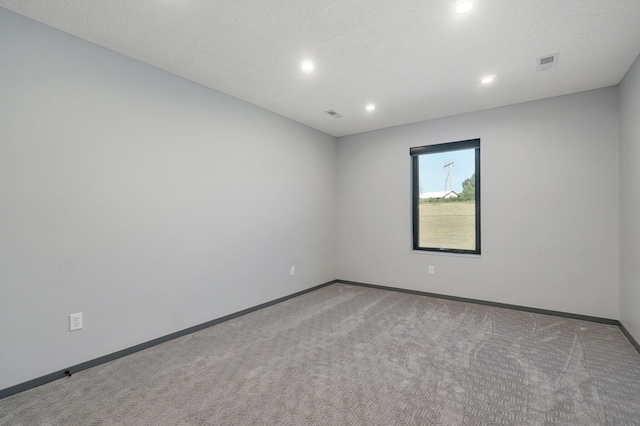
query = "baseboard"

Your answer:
(3, 278), (636, 401)
(0, 279), (337, 401)
(619, 323), (640, 354)
(338, 279), (621, 326)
